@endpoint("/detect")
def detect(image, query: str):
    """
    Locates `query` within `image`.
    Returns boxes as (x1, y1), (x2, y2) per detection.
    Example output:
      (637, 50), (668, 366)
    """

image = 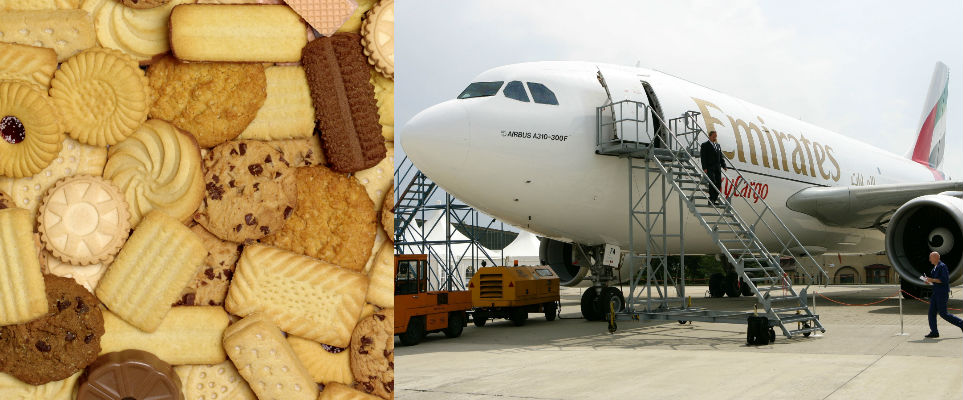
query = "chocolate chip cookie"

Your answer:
(349, 308), (393, 399)
(0, 189), (15, 209)
(174, 224), (243, 306)
(0, 275), (105, 385)
(193, 140), (297, 243)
